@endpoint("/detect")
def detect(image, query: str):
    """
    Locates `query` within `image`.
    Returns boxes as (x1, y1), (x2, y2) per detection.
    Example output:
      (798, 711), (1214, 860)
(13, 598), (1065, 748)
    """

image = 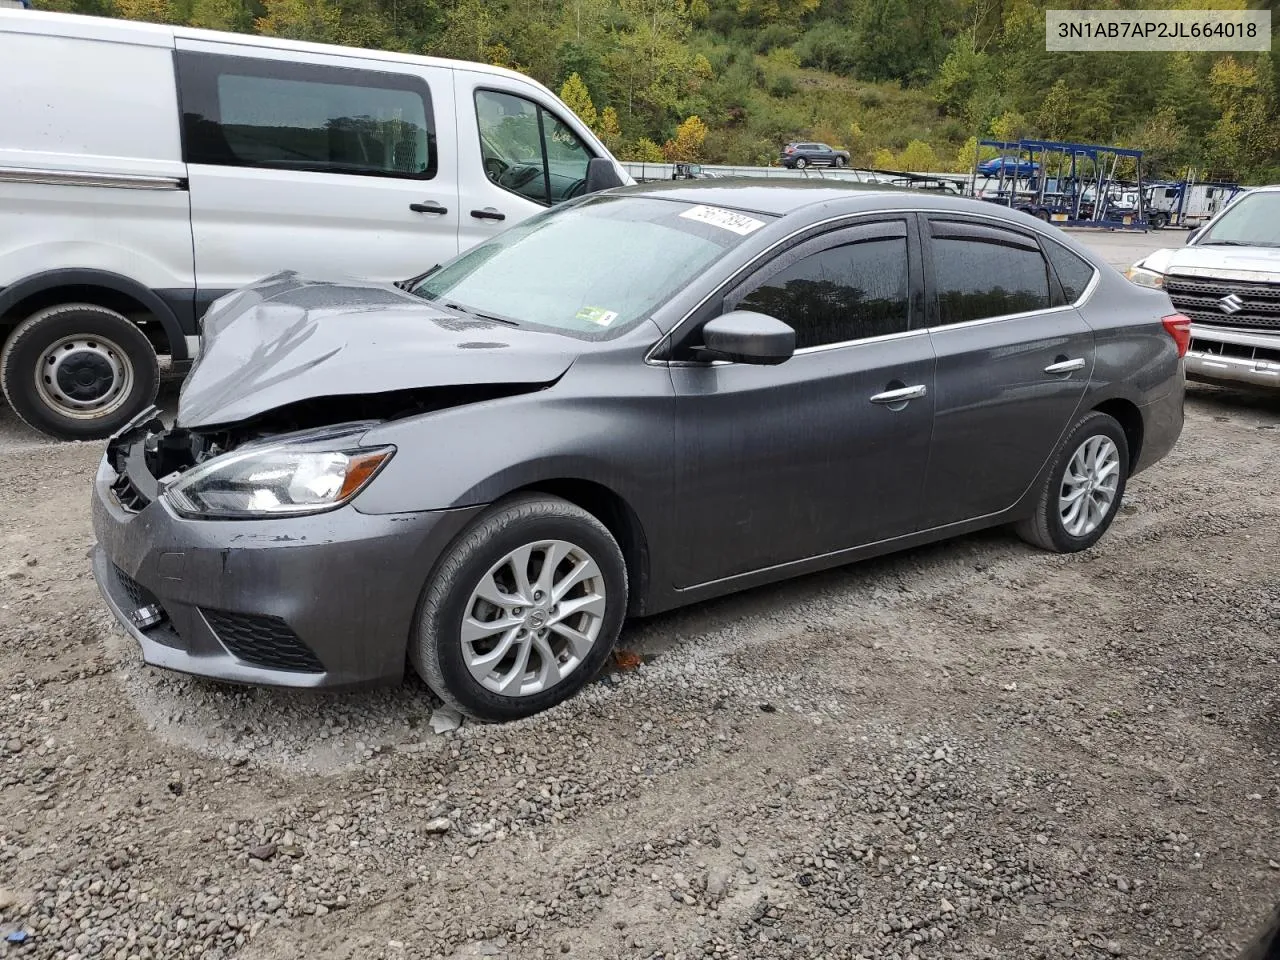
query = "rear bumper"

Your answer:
(91, 444), (483, 689)
(1131, 373), (1185, 476)
(1185, 324), (1280, 390)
